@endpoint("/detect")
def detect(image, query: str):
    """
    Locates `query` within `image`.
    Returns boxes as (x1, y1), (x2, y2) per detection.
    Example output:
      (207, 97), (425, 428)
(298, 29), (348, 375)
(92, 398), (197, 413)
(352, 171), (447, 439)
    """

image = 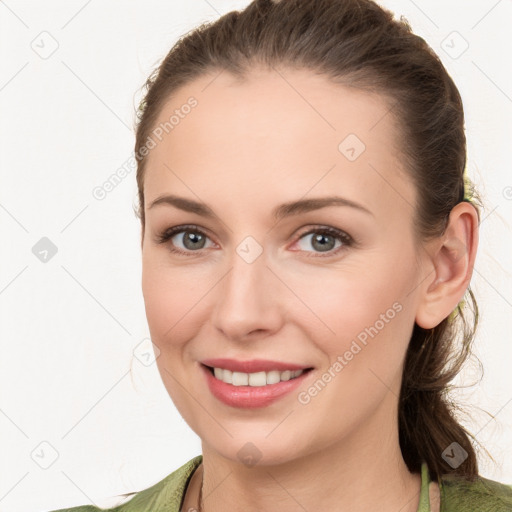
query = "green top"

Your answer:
(49, 455), (512, 512)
